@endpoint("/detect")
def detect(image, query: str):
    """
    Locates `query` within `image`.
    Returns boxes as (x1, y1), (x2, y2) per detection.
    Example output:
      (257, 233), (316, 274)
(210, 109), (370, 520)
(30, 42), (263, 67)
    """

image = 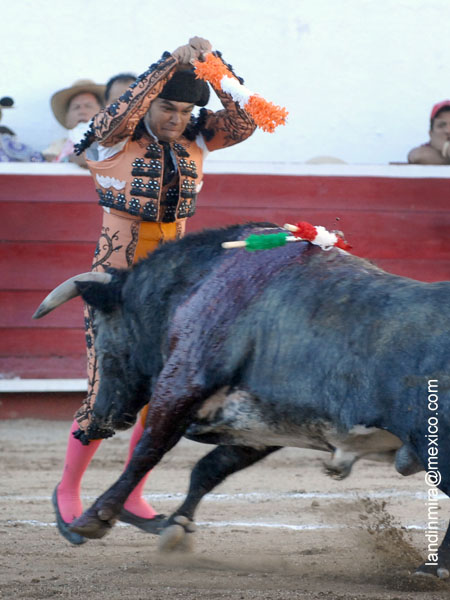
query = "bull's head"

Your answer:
(33, 272), (150, 439)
